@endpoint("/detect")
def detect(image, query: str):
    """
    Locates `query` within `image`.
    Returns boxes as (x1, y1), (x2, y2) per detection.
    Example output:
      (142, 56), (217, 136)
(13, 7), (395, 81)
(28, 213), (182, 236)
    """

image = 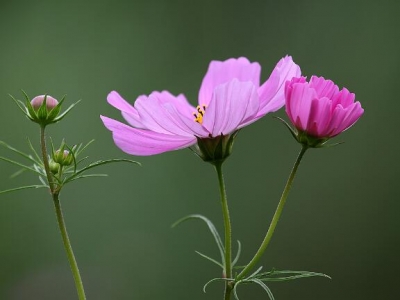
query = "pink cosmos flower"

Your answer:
(101, 56), (301, 158)
(285, 76), (364, 143)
